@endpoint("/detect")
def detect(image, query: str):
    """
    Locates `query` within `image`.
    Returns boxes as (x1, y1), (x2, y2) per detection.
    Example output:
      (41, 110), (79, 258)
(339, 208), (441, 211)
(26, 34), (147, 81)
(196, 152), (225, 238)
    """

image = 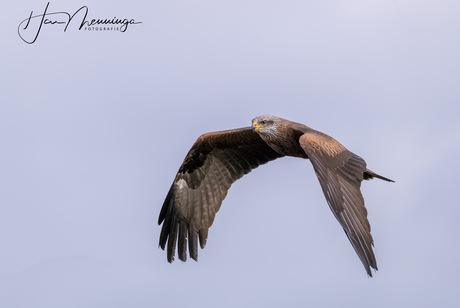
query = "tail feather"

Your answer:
(364, 169), (394, 182)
